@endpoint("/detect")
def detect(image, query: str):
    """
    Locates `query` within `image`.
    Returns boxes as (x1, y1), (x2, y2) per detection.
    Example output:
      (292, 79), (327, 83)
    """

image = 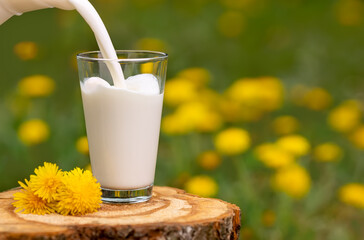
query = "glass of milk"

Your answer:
(77, 50), (168, 203)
